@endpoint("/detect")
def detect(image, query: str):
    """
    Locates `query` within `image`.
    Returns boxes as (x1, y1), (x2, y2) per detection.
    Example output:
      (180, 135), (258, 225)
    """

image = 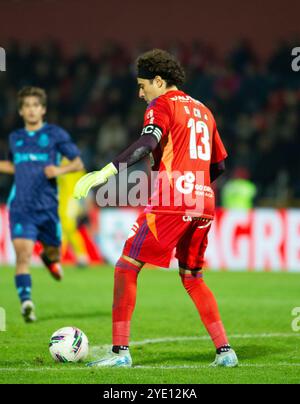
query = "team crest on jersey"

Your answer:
(16, 140), (24, 148)
(127, 222), (139, 239)
(38, 133), (50, 148)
